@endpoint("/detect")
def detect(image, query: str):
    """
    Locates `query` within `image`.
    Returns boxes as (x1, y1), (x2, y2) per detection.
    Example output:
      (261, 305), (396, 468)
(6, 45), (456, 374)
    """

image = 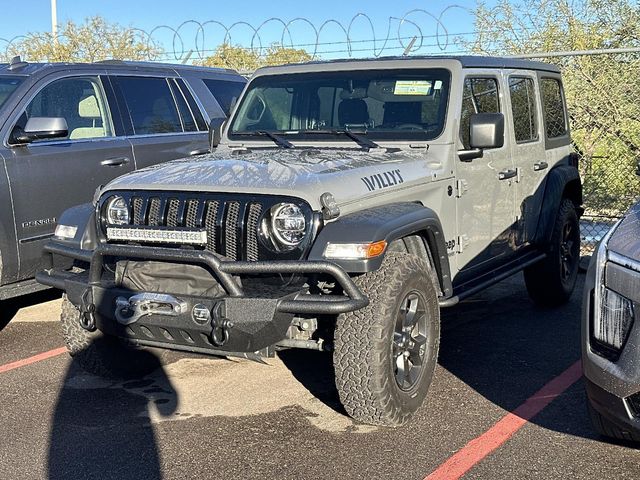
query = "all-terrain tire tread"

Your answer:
(333, 252), (439, 427)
